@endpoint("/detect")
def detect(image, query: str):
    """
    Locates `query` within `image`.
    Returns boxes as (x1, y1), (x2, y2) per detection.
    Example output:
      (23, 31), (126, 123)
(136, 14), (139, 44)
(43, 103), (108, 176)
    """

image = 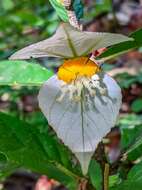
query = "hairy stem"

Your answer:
(63, 0), (81, 29)
(78, 179), (96, 190)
